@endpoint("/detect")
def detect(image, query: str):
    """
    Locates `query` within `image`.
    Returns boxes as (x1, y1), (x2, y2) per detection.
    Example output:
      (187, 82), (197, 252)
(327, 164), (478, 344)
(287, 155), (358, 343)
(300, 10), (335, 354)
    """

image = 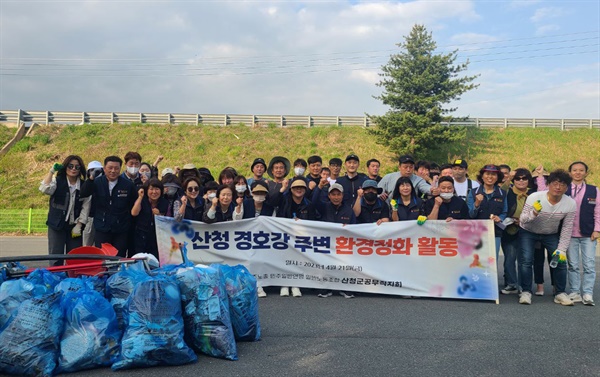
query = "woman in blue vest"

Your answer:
(467, 164), (508, 260)
(39, 155), (91, 265)
(566, 161), (599, 305)
(174, 177), (205, 222)
(131, 178), (169, 259)
(203, 184), (236, 223)
(499, 168), (535, 295)
(390, 176), (423, 221)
